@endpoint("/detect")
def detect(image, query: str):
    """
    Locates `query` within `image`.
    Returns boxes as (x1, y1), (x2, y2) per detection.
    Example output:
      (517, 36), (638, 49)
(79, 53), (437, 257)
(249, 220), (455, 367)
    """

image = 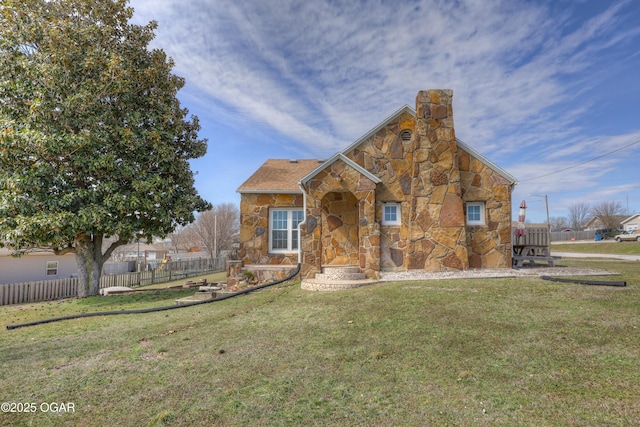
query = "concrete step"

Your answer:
(318, 265), (365, 280)
(301, 278), (378, 291)
(321, 265), (361, 273)
(314, 272), (366, 281)
(199, 285), (223, 292)
(301, 265), (378, 291)
(193, 291), (217, 299)
(174, 291), (217, 305)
